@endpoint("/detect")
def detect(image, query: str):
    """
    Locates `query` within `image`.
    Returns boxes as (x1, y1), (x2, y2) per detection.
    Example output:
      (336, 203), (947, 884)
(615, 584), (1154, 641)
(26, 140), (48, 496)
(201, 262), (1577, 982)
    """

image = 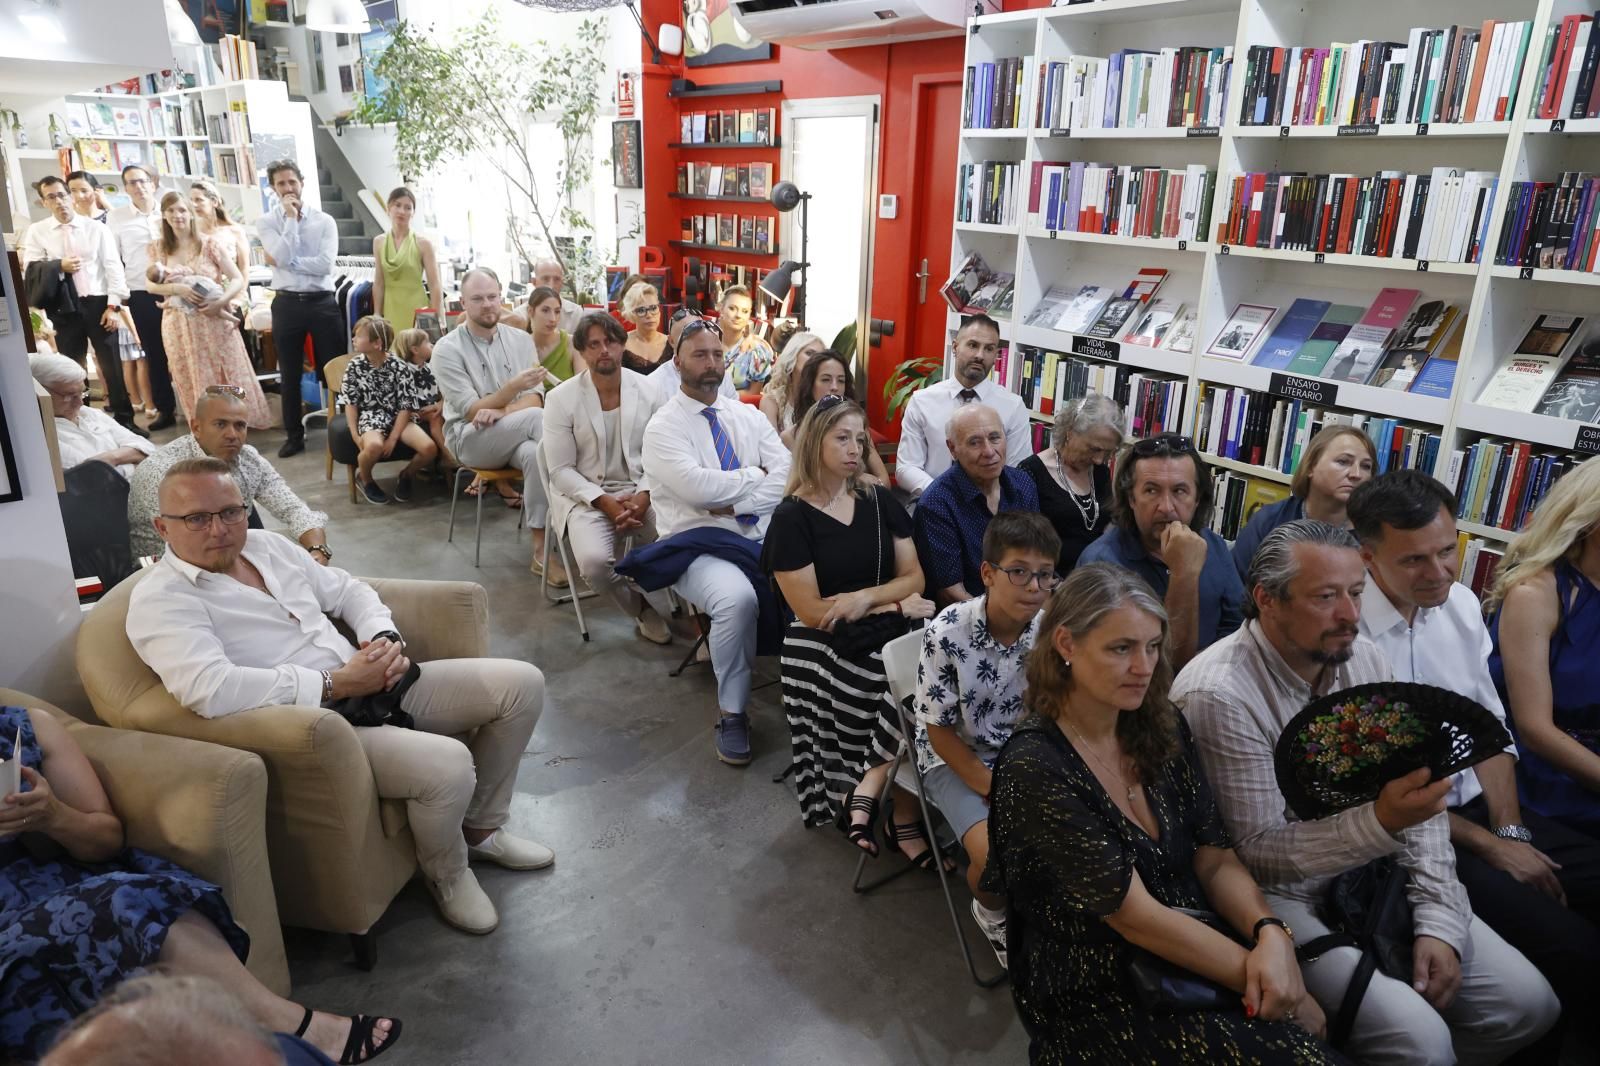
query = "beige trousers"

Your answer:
(355, 658), (544, 883)
(563, 503), (658, 616)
